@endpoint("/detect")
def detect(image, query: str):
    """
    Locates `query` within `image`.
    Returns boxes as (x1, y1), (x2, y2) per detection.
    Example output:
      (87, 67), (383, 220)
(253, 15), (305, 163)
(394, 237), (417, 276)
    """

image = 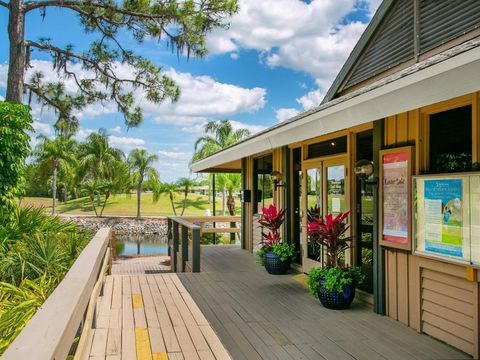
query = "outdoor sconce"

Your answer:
(354, 159), (375, 180)
(354, 159), (376, 194)
(271, 171), (285, 191)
